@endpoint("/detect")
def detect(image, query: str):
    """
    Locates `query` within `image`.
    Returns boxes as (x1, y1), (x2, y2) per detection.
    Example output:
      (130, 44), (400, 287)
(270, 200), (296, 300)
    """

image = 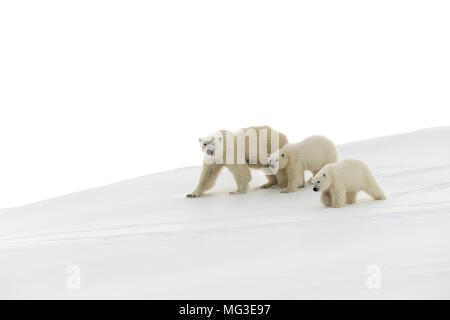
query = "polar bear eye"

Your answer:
(318, 181), (320, 184)
(203, 143), (207, 146)
(281, 154), (285, 157)
(323, 173), (326, 177)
